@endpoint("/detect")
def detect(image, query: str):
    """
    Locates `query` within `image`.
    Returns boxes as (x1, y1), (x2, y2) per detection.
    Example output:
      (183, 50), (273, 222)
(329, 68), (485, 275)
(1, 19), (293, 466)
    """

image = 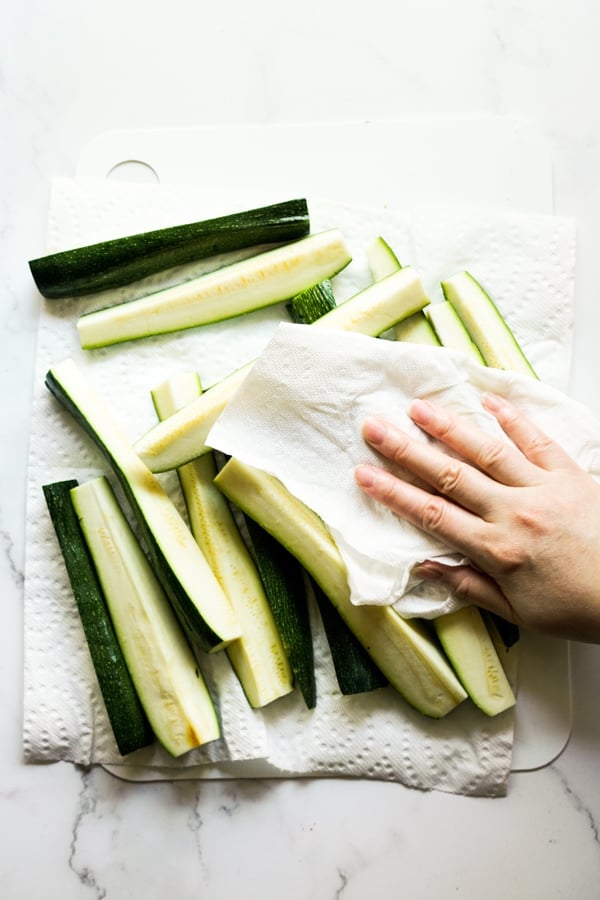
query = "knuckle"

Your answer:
(481, 532), (529, 575)
(419, 496), (447, 532)
(449, 571), (478, 604)
(389, 432), (411, 466)
(432, 413), (456, 443)
(378, 478), (401, 508)
(475, 438), (507, 472)
(524, 433), (554, 458)
(435, 459), (464, 495)
(513, 504), (549, 537)
(498, 408), (522, 432)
